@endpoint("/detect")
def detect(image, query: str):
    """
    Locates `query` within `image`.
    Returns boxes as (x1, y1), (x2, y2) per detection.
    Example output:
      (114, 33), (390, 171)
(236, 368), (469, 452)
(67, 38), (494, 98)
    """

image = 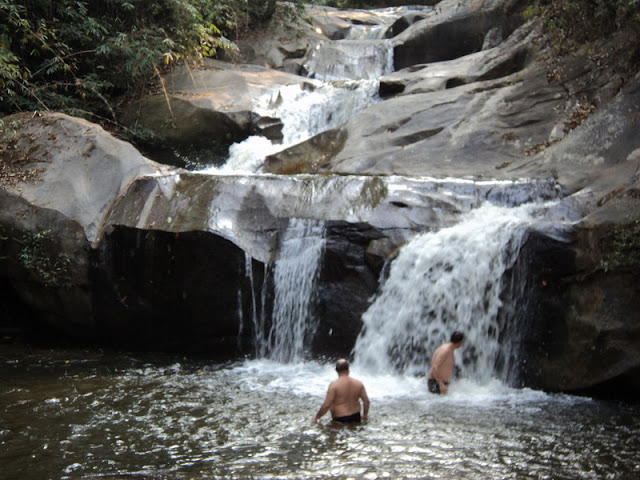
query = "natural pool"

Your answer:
(2, 344), (639, 480)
